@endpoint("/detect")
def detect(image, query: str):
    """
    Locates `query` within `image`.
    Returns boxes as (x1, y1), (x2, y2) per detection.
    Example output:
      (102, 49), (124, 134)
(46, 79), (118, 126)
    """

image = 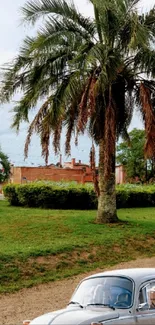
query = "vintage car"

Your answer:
(24, 268), (155, 324)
